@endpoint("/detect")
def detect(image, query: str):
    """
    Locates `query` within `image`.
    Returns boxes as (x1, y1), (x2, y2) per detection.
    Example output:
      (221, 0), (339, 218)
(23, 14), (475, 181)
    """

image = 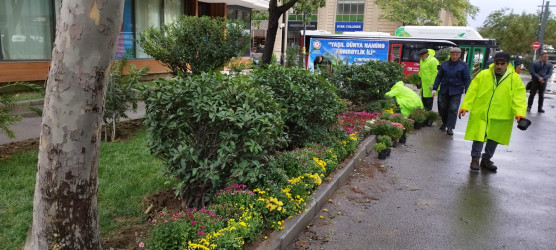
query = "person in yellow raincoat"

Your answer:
(385, 81), (424, 117)
(418, 48), (439, 111)
(458, 52), (527, 172)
